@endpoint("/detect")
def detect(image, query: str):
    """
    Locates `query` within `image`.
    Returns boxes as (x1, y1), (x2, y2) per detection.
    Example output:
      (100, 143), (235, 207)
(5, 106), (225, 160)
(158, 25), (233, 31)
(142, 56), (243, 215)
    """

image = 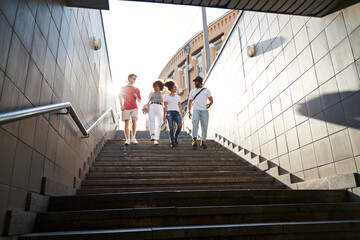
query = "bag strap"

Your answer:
(193, 88), (206, 101)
